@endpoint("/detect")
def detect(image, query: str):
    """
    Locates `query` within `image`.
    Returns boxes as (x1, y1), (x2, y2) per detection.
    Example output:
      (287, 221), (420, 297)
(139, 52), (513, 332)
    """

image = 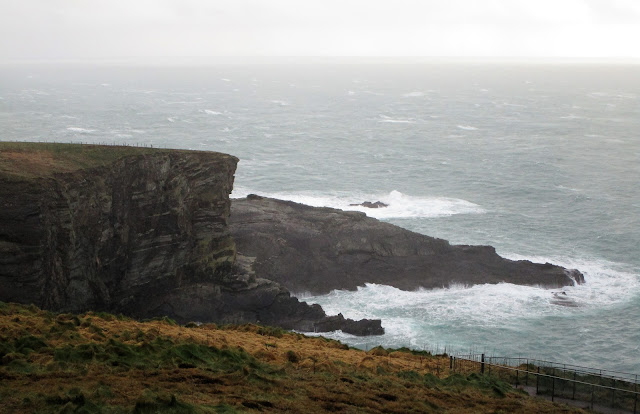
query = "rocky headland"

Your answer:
(1, 143), (584, 337)
(230, 195), (584, 295)
(0, 143), (381, 335)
